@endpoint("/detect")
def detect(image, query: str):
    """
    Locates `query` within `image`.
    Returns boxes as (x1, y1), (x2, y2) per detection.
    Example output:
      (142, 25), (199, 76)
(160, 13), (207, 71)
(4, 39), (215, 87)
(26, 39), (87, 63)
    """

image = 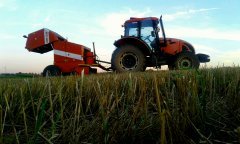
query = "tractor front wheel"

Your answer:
(43, 65), (61, 76)
(111, 45), (146, 72)
(171, 53), (200, 70)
